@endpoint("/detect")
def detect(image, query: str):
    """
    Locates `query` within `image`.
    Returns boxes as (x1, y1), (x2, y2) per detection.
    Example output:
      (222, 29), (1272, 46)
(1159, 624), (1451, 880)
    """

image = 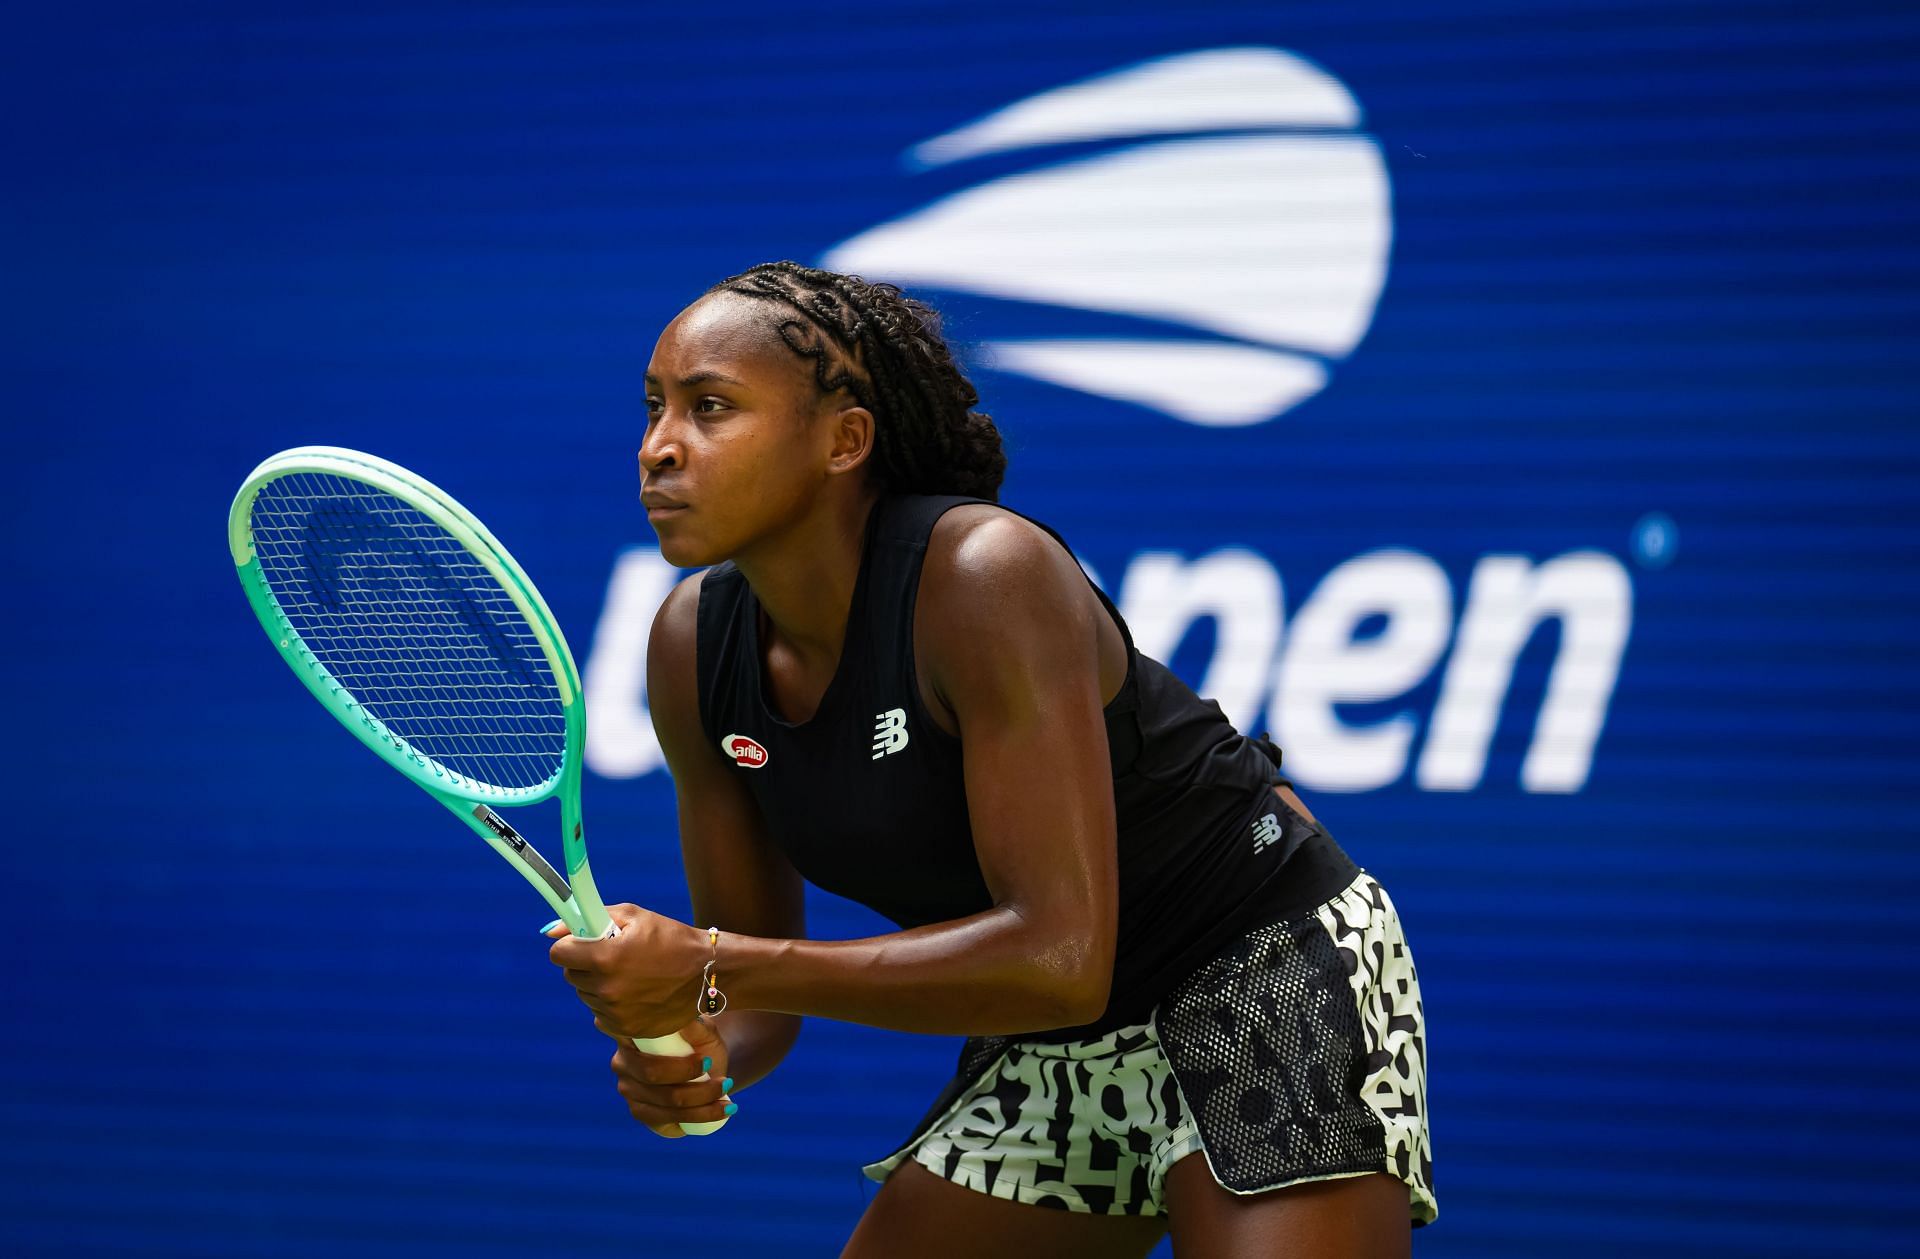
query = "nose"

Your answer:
(639, 411), (680, 477)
